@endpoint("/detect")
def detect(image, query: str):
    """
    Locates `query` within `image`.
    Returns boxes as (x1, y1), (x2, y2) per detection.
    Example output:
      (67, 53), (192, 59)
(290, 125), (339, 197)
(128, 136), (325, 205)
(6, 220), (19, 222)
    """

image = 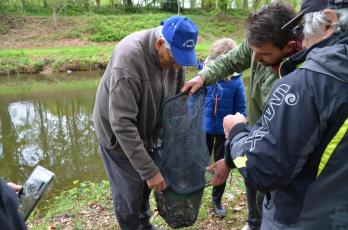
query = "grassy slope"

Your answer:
(0, 12), (247, 75)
